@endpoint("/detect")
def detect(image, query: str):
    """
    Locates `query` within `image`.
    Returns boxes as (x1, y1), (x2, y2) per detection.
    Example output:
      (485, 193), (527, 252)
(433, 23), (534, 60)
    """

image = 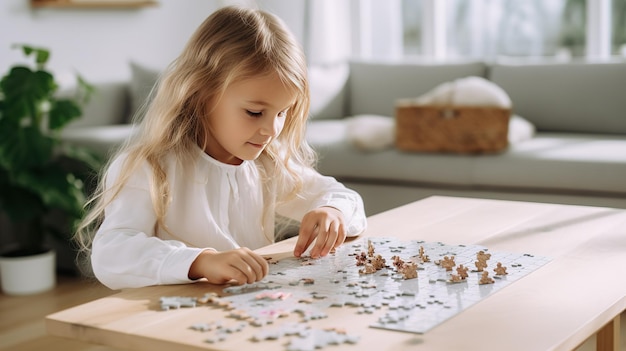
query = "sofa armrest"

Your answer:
(61, 124), (136, 158)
